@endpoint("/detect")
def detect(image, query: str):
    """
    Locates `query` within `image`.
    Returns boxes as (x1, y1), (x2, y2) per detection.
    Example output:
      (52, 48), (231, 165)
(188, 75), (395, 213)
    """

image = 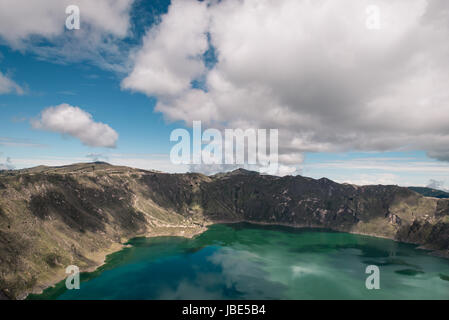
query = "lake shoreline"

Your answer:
(209, 219), (449, 258)
(23, 225), (207, 300)
(24, 220), (449, 300)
